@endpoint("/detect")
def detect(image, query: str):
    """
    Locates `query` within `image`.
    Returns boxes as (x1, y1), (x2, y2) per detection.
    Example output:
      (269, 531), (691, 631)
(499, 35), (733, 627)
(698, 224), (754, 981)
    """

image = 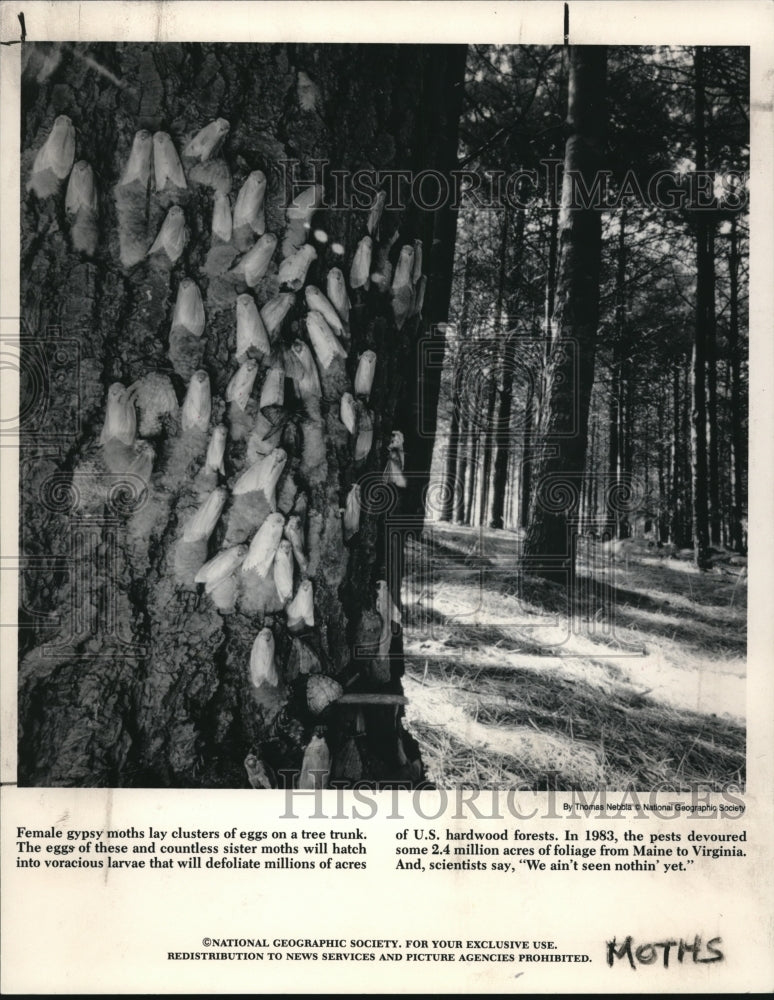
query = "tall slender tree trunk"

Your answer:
(641, 406), (651, 538)
(492, 194), (528, 531)
(519, 382), (535, 529)
(477, 375), (497, 526)
(530, 166), (561, 522)
(506, 452), (516, 528)
(478, 207), (511, 526)
(544, 170), (560, 358)
(620, 369), (634, 538)
(720, 360), (731, 549)
(439, 255), (470, 523)
(490, 332), (516, 530)
(463, 383), (480, 525)
(400, 45), (468, 521)
(657, 376), (668, 542)
(453, 415), (468, 525)
(439, 354), (462, 522)
(523, 46), (607, 585)
(706, 217), (721, 545)
(691, 45), (711, 569)
(608, 210), (626, 538)
(670, 361), (682, 545)
(585, 410), (600, 530)
(682, 358), (694, 544)
(727, 215), (745, 552)
(608, 365), (620, 538)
